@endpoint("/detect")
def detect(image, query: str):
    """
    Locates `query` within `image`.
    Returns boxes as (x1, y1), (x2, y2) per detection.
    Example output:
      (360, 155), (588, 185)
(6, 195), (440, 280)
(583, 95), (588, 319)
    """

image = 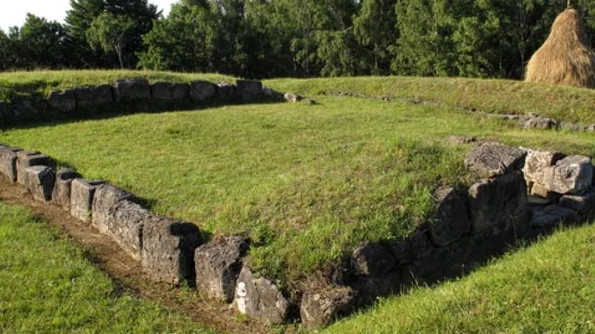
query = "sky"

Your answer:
(0, 0), (176, 32)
